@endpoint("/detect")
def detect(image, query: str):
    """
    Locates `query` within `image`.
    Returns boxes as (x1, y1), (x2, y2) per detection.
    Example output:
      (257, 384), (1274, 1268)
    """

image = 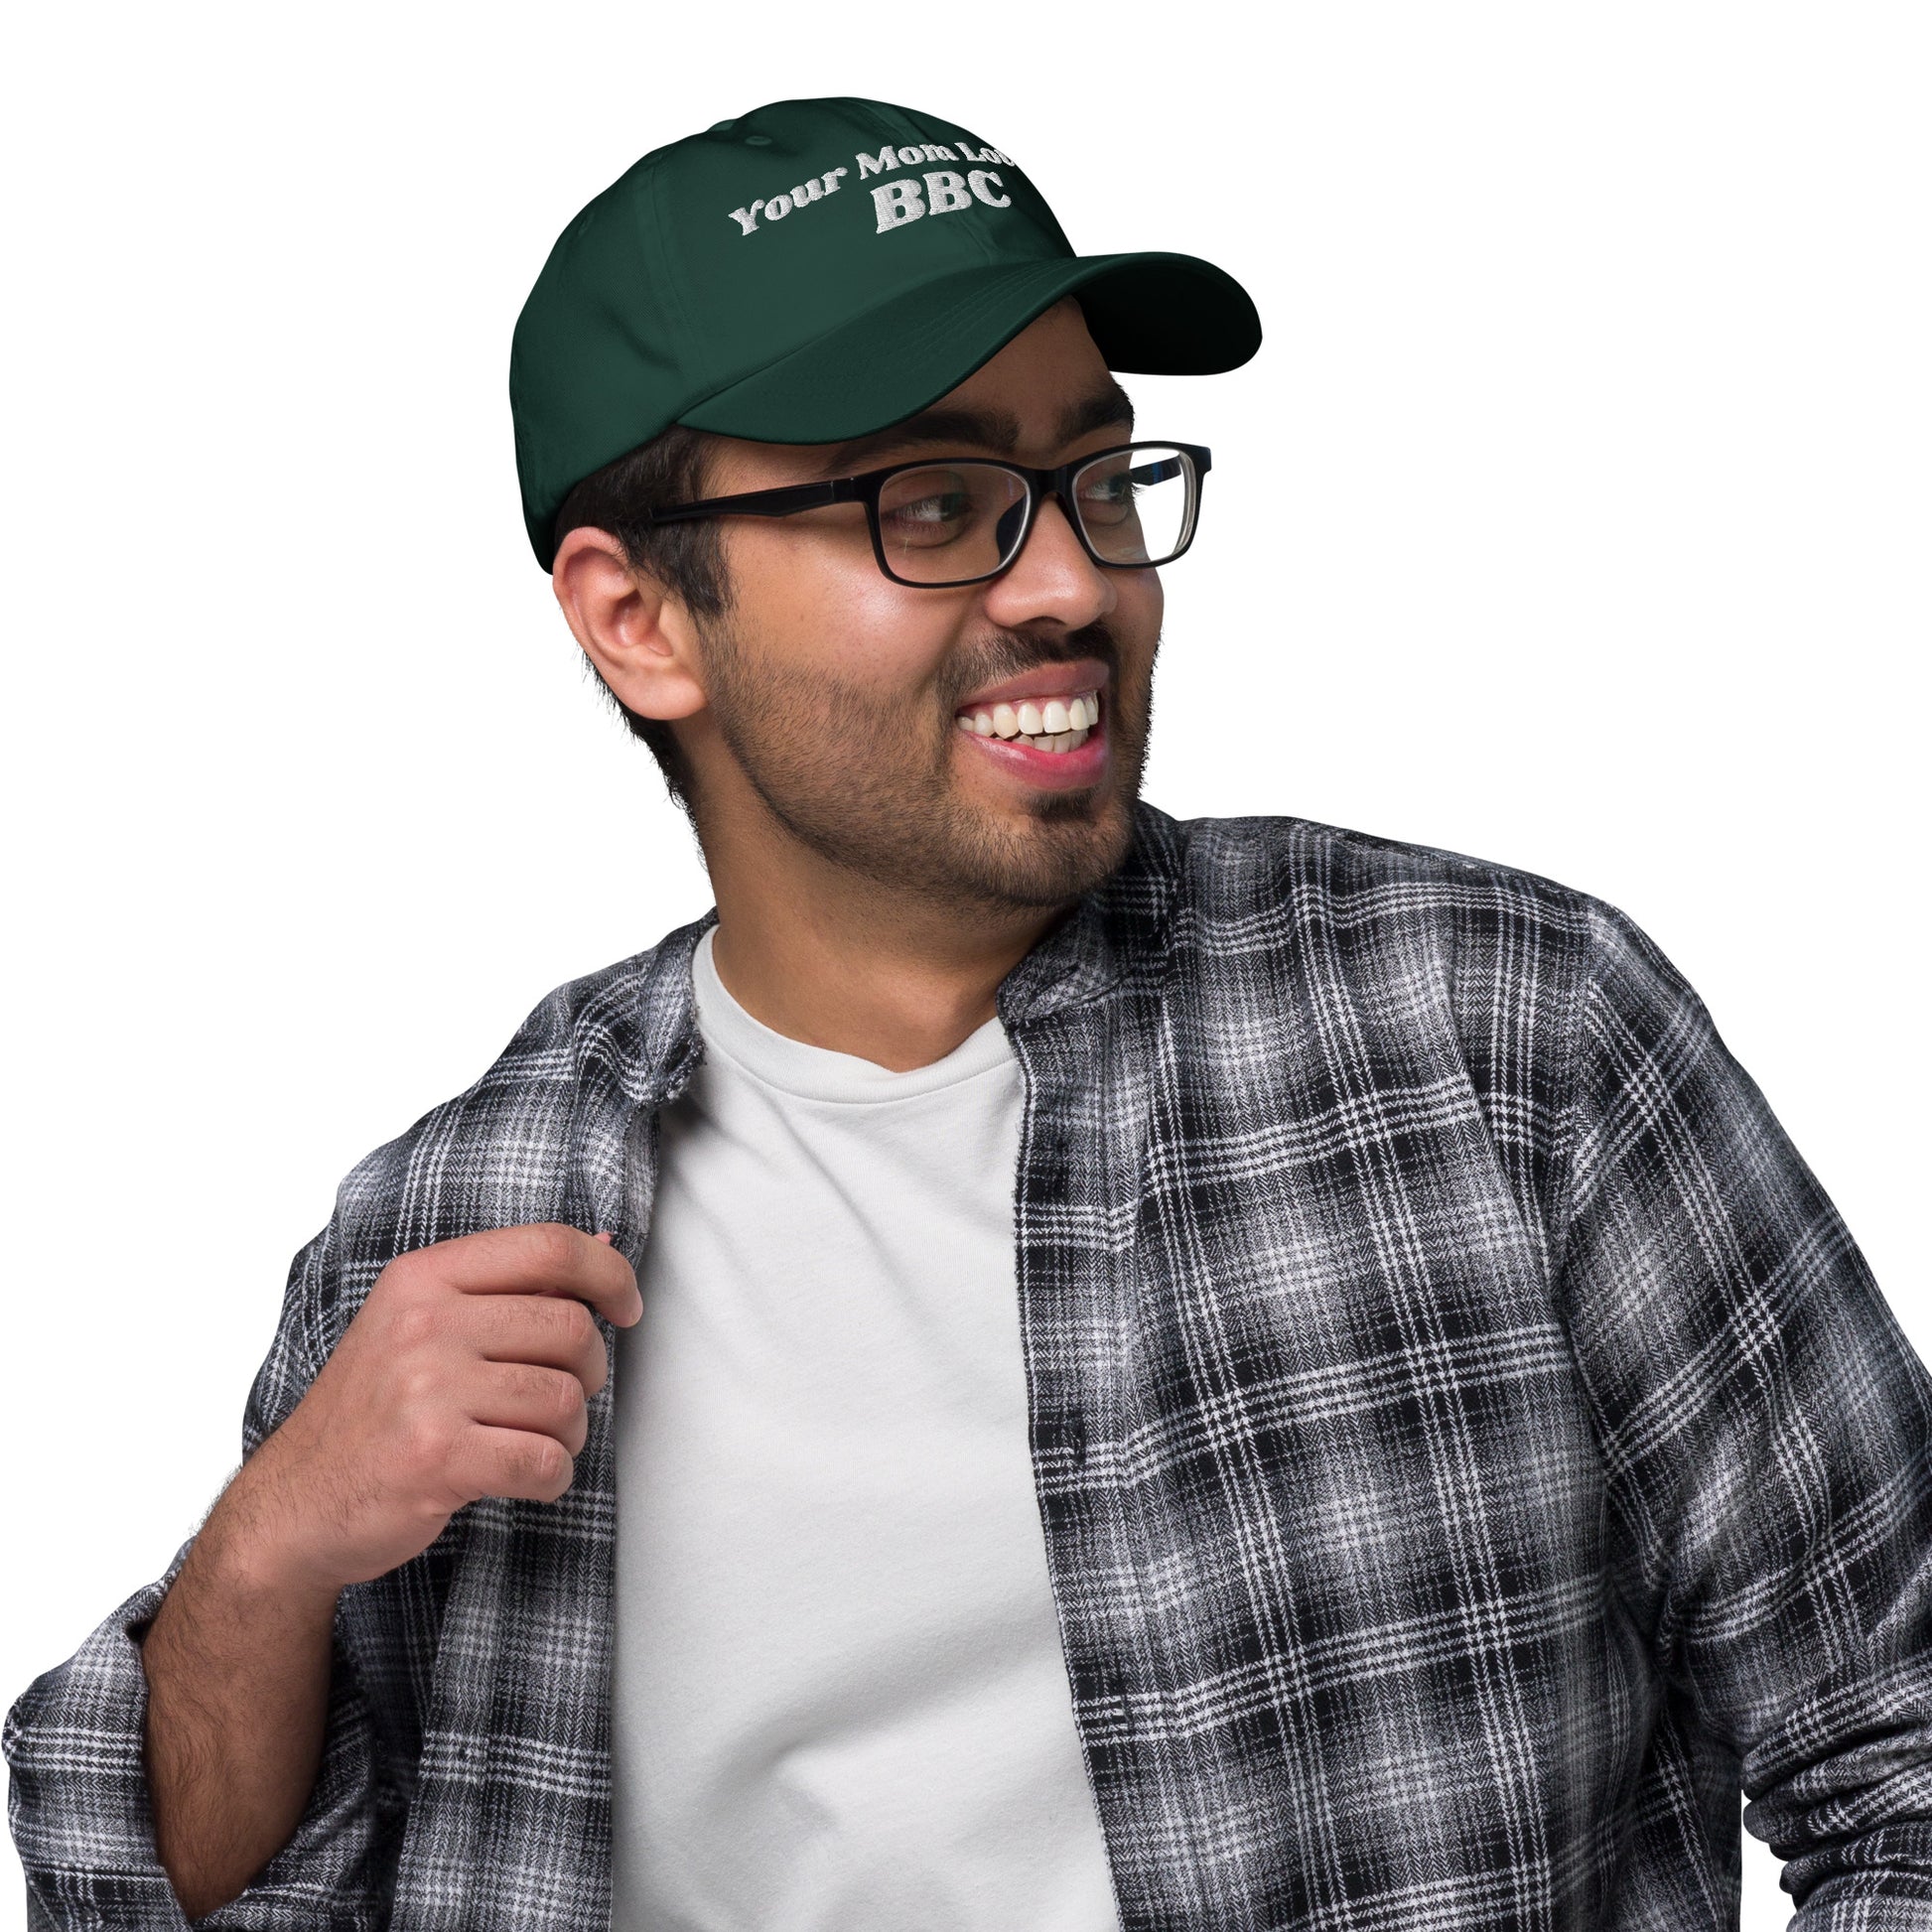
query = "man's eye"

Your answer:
(899, 491), (970, 522)
(883, 492), (973, 544)
(1079, 475), (1136, 522)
